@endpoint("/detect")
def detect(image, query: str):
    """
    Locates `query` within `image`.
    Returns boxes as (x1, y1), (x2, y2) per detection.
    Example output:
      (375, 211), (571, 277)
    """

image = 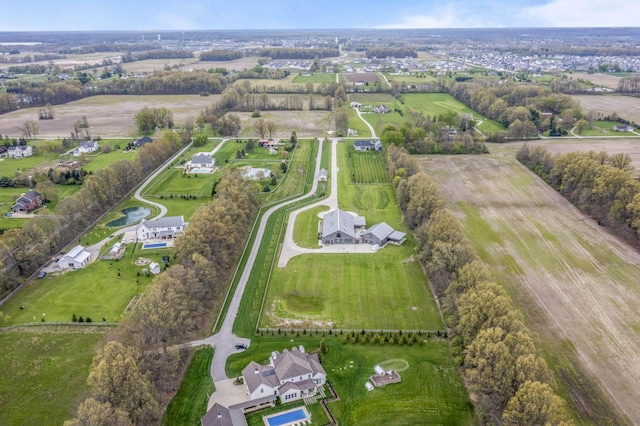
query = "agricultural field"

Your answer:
(570, 72), (622, 89)
(234, 109), (332, 139)
(383, 72), (437, 84)
(342, 73), (380, 84)
(0, 245), (169, 326)
(348, 151), (387, 184)
(0, 331), (105, 426)
(573, 94), (640, 124)
(348, 93), (397, 104)
(0, 95), (221, 138)
(193, 56), (261, 71)
(226, 336), (473, 426)
(293, 73), (337, 83)
(421, 150), (640, 424)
